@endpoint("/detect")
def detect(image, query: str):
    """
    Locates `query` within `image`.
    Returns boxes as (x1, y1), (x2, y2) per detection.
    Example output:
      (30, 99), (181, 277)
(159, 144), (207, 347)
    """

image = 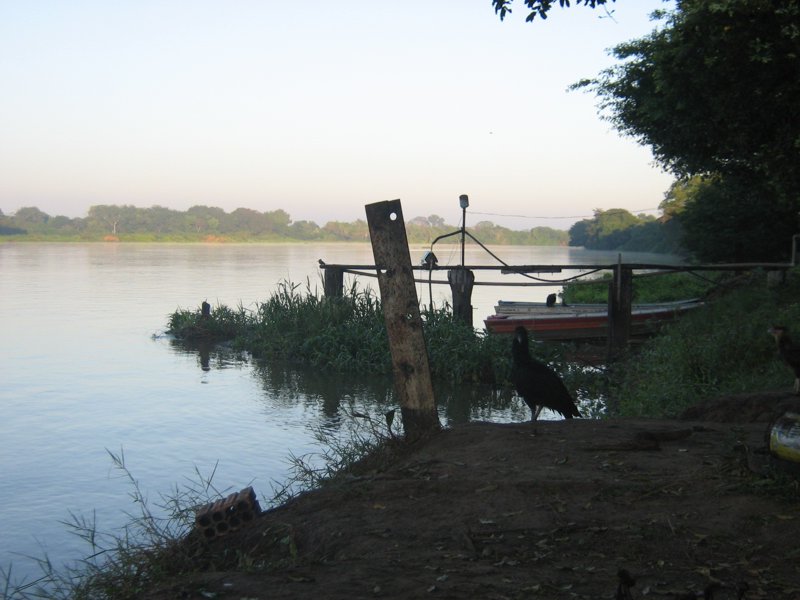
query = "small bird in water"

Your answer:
(768, 325), (800, 394)
(511, 326), (580, 420)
